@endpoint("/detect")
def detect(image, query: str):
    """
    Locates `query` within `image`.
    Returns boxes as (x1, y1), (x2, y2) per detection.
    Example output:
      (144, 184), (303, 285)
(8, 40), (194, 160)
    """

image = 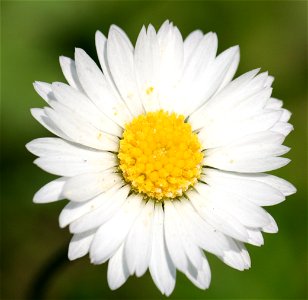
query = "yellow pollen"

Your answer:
(146, 86), (154, 95)
(118, 110), (204, 201)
